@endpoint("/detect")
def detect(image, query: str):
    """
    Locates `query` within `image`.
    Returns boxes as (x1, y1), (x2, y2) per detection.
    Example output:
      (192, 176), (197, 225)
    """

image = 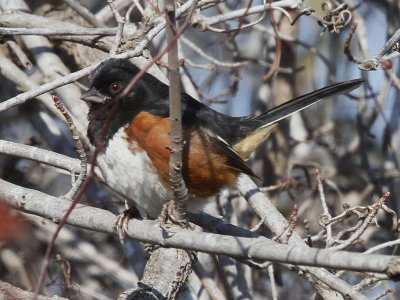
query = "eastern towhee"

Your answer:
(81, 58), (363, 220)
